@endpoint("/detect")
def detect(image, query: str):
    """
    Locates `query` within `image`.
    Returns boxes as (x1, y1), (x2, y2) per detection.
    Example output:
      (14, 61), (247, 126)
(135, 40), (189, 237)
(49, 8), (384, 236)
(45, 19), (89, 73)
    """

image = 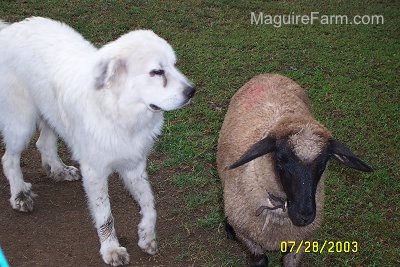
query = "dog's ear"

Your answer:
(95, 58), (127, 89)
